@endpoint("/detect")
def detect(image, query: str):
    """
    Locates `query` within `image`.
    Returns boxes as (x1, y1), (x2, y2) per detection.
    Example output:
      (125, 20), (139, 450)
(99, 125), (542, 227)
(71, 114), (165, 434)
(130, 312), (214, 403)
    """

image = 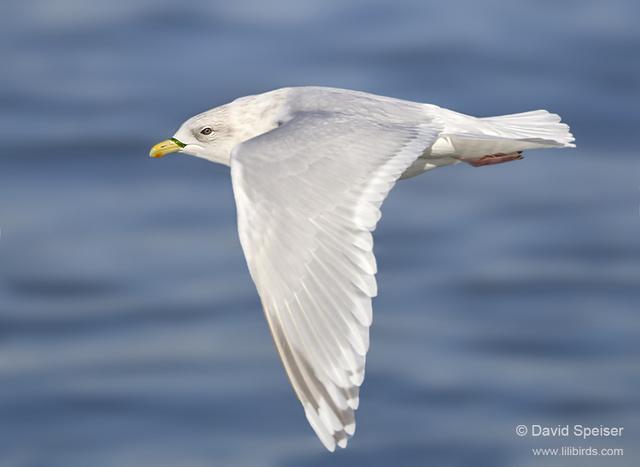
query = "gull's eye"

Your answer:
(200, 127), (213, 136)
